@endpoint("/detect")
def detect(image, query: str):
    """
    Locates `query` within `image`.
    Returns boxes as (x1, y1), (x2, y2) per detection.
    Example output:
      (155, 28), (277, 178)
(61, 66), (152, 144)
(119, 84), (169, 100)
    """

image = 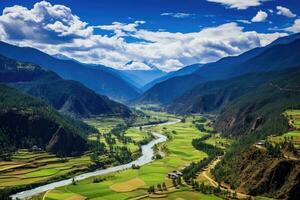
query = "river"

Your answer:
(11, 119), (180, 200)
